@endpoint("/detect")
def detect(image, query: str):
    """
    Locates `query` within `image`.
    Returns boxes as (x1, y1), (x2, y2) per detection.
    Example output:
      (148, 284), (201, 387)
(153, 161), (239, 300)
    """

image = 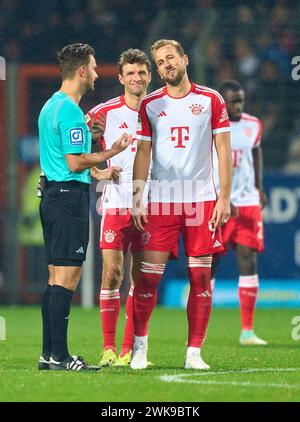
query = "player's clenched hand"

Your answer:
(111, 133), (132, 155)
(132, 203), (148, 232)
(210, 197), (231, 229)
(90, 112), (105, 142)
(259, 189), (267, 209)
(90, 166), (122, 182)
(103, 166), (122, 182)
